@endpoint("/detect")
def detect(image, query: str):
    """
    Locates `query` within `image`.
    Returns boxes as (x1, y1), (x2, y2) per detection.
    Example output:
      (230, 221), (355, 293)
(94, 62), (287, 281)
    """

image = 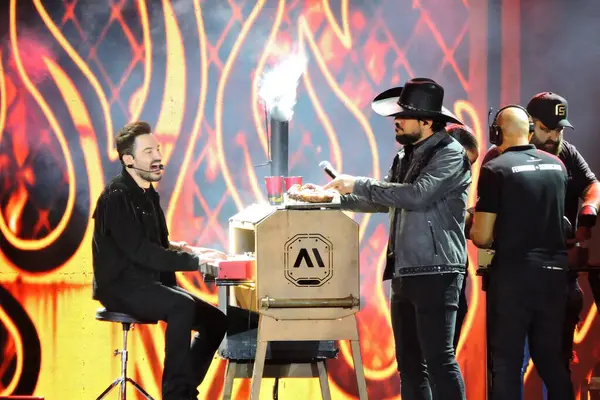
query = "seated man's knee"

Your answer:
(211, 309), (229, 339)
(168, 293), (196, 321)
